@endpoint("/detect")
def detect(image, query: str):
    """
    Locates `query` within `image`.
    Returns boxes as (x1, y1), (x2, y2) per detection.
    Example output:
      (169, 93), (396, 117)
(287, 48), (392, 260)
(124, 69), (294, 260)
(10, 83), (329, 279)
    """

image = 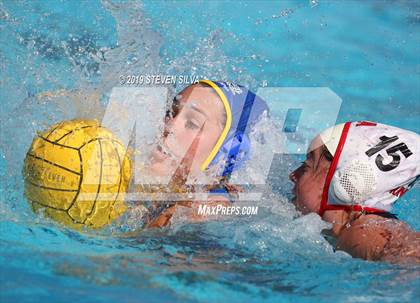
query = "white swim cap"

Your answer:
(318, 121), (420, 216)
